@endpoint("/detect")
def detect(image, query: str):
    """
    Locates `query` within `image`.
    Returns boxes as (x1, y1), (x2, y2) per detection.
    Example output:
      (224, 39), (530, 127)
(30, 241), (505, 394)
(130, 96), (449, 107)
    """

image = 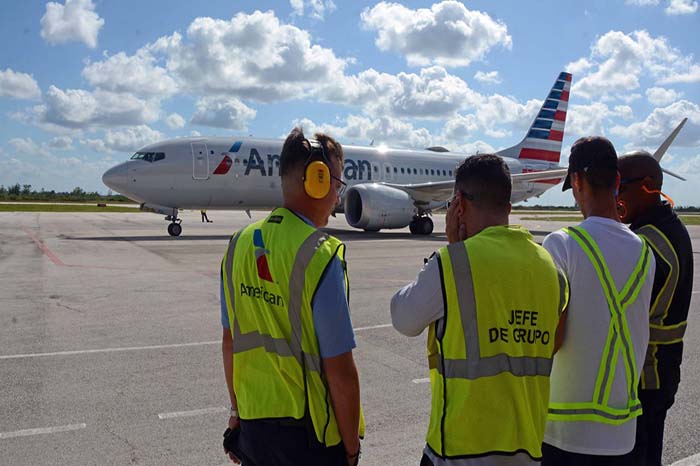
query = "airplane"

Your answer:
(103, 72), (576, 237)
